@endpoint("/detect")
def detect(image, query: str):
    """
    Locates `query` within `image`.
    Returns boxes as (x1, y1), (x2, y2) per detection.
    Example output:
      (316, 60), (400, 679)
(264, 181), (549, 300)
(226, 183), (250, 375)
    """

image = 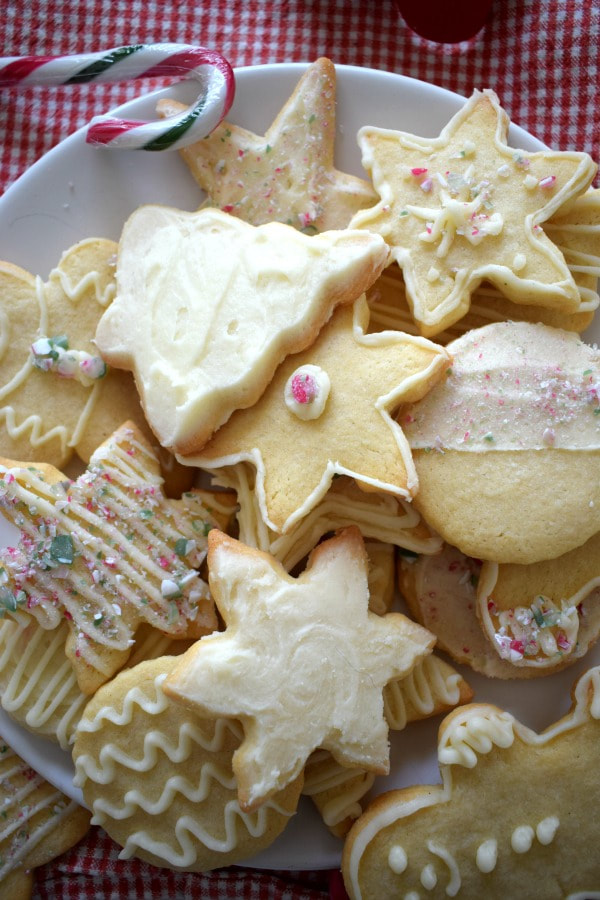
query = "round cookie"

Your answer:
(73, 656), (304, 872)
(402, 320), (600, 563)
